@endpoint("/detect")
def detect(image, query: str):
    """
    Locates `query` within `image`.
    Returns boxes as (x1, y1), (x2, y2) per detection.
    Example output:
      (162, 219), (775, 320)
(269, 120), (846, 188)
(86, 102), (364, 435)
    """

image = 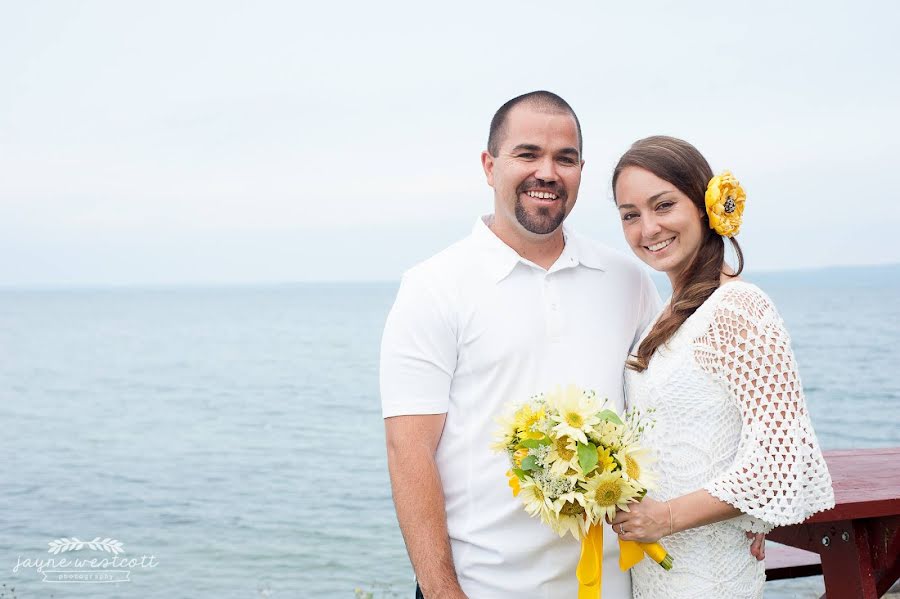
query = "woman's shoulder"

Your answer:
(698, 280), (782, 328)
